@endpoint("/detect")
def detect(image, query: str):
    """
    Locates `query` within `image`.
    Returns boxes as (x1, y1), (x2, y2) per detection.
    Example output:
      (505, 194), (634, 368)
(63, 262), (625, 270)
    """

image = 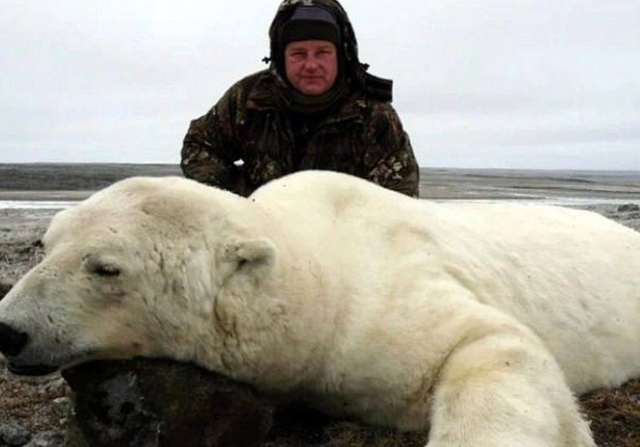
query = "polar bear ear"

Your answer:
(225, 238), (276, 279)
